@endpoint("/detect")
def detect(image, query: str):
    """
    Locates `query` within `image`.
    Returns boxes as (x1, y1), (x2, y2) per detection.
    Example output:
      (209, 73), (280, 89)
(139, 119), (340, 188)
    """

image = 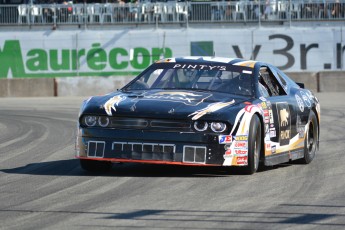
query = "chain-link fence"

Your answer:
(1, 0), (345, 27)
